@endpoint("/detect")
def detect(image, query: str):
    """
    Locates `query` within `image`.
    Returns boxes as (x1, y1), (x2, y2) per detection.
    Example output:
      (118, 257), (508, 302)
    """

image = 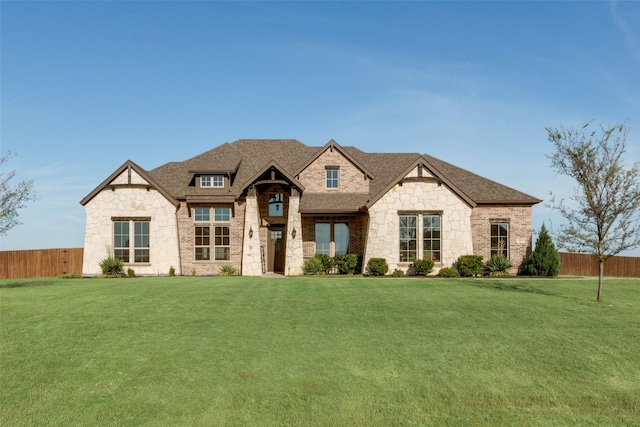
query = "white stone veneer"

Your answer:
(364, 181), (473, 273)
(82, 182), (180, 276)
(241, 196), (263, 276)
(285, 195), (303, 275)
